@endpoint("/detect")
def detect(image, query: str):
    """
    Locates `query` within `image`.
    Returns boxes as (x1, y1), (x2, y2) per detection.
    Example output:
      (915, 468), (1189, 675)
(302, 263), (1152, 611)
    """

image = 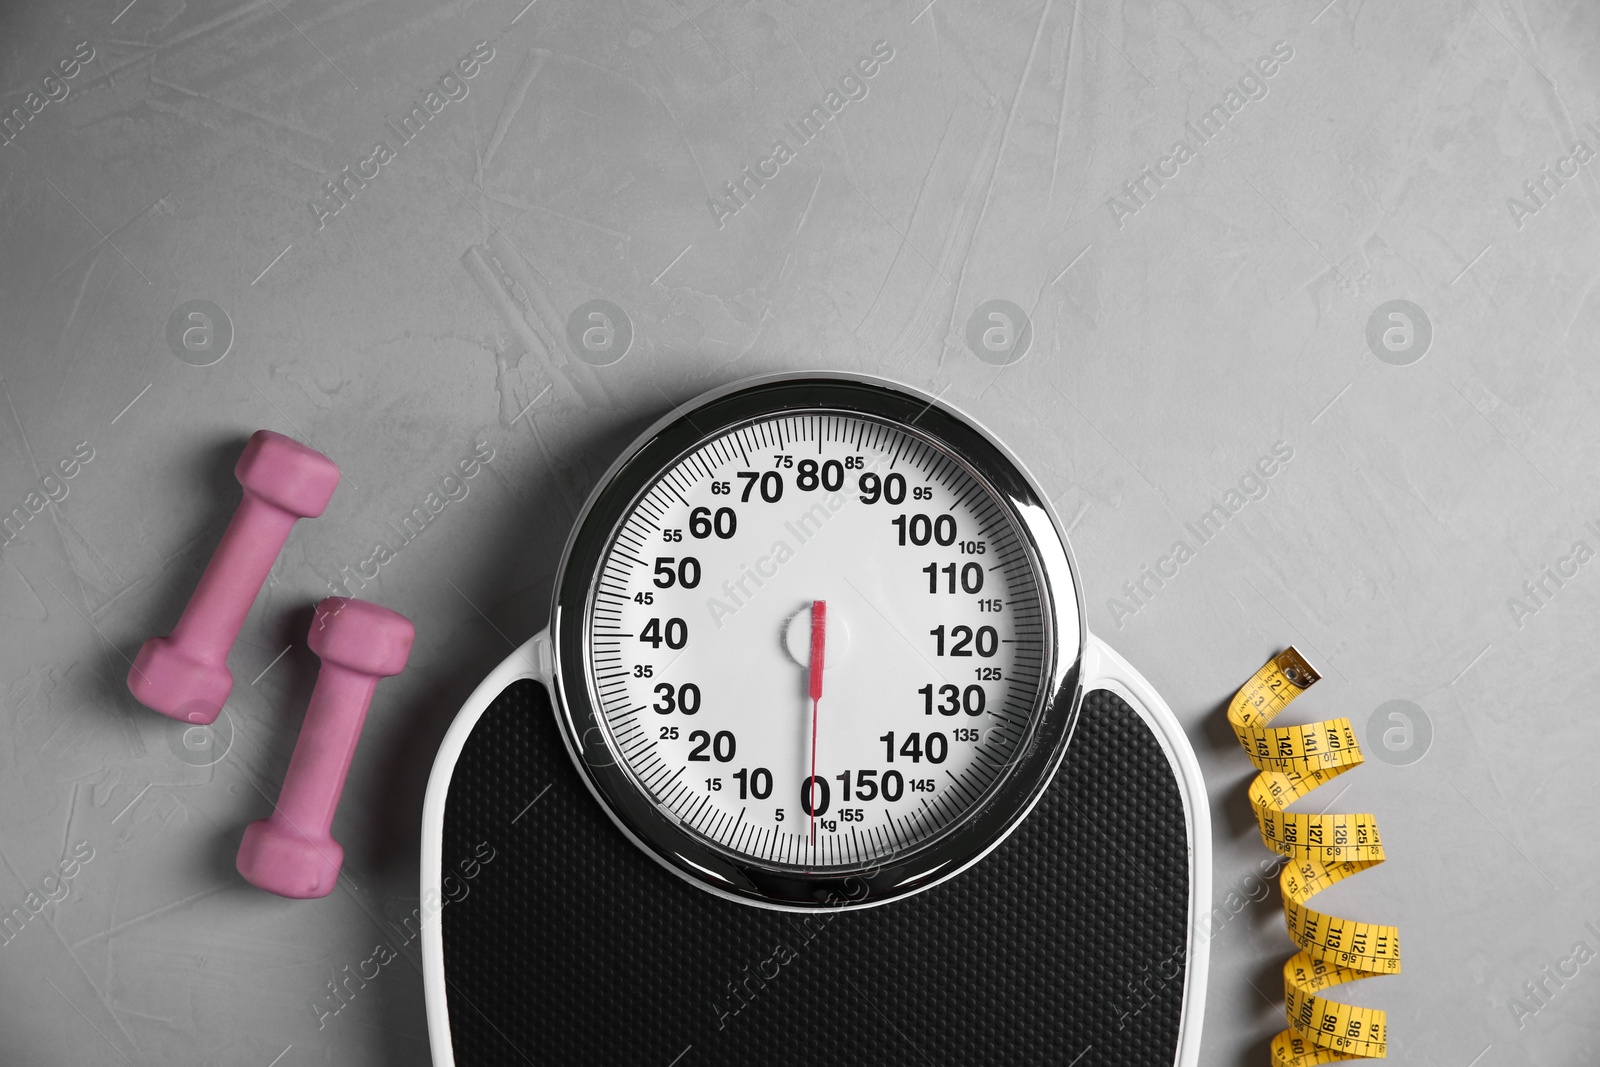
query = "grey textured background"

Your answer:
(2, 0), (1598, 1064)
